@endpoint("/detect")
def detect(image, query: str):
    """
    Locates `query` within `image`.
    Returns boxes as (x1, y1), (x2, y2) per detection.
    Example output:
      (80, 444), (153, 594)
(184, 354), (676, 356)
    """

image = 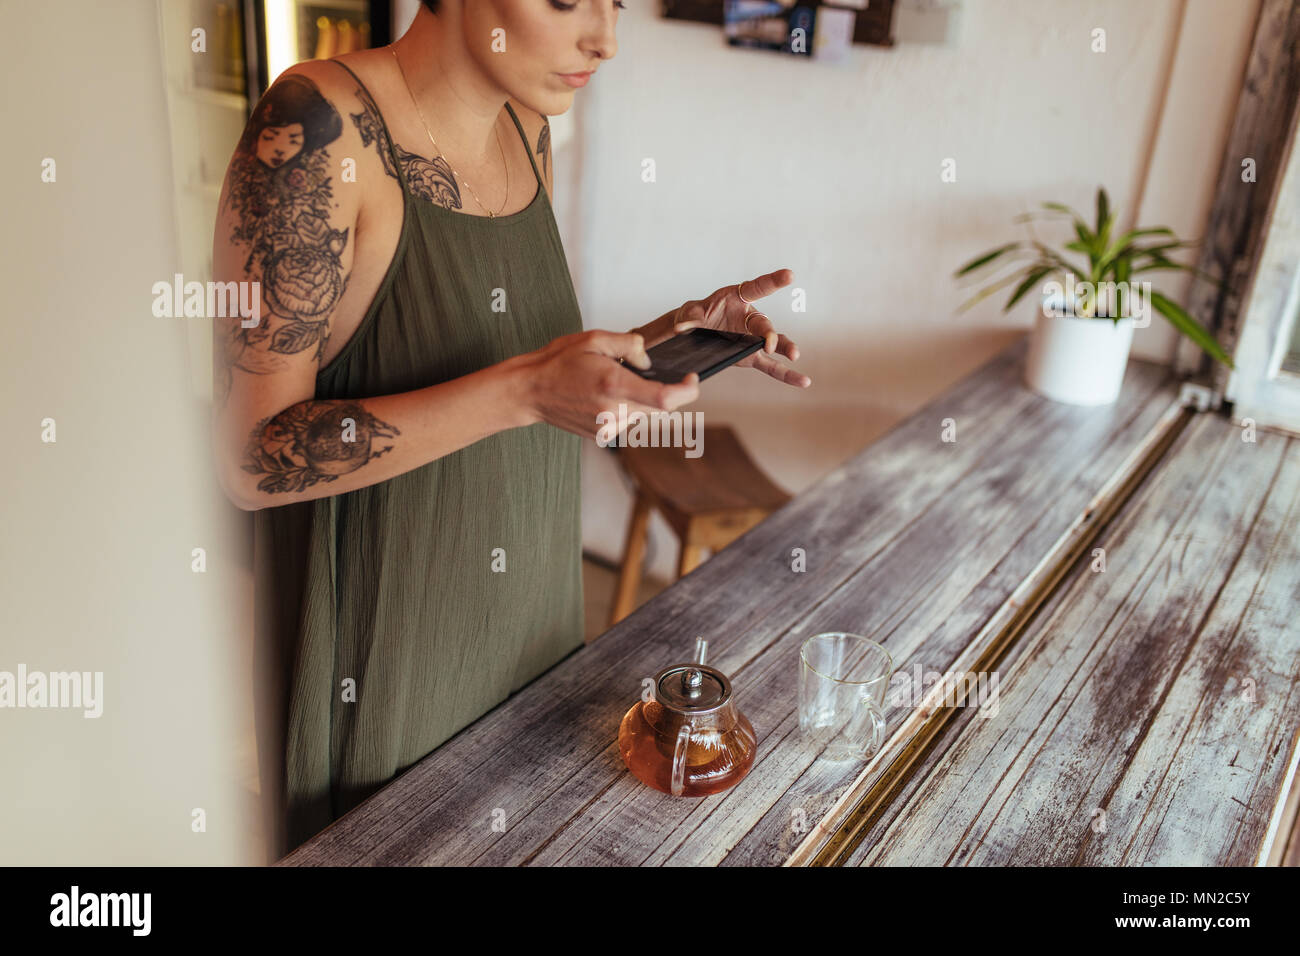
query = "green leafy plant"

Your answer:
(954, 187), (1233, 368)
